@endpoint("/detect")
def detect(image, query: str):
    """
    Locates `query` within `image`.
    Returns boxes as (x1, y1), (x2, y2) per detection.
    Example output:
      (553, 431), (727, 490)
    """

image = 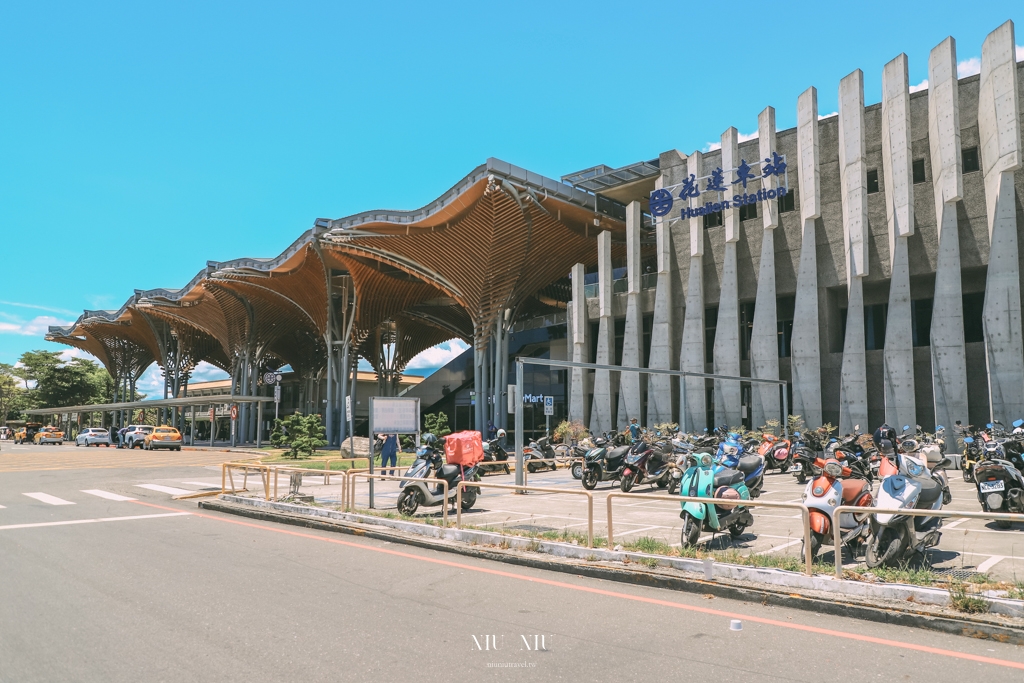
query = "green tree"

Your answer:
(270, 412), (328, 458)
(14, 351), (114, 409)
(422, 411), (451, 437)
(0, 363), (26, 421)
